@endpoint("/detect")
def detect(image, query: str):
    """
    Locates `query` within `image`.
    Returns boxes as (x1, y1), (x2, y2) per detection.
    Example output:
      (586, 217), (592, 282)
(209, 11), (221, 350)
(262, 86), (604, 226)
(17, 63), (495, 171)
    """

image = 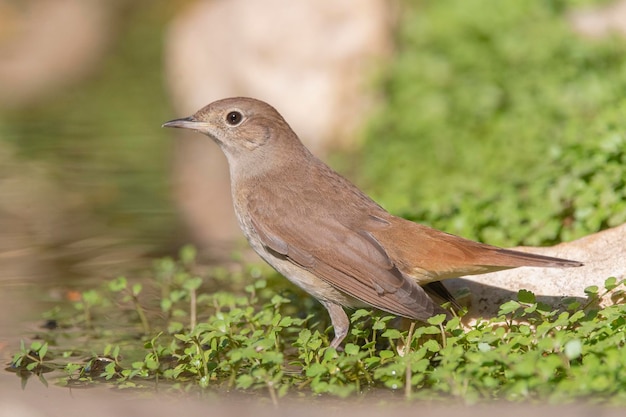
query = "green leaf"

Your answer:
(38, 343), (48, 360)
(604, 277), (618, 291)
(350, 309), (372, 322)
(145, 355), (159, 370)
(183, 277), (203, 291)
(108, 276), (127, 292)
(344, 343), (360, 356)
(379, 350), (395, 360)
(179, 244), (197, 265)
(236, 374), (254, 389)
(160, 298), (172, 312)
(381, 329), (402, 340)
(518, 289), (536, 304)
(422, 325), (441, 335)
(297, 328), (312, 345)
(132, 283), (143, 296)
(498, 300), (522, 315)
(445, 317), (461, 331)
(422, 339), (441, 352)
(305, 363), (328, 377)
(477, 342), (491, 352)
(427, 314), (446, 325)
